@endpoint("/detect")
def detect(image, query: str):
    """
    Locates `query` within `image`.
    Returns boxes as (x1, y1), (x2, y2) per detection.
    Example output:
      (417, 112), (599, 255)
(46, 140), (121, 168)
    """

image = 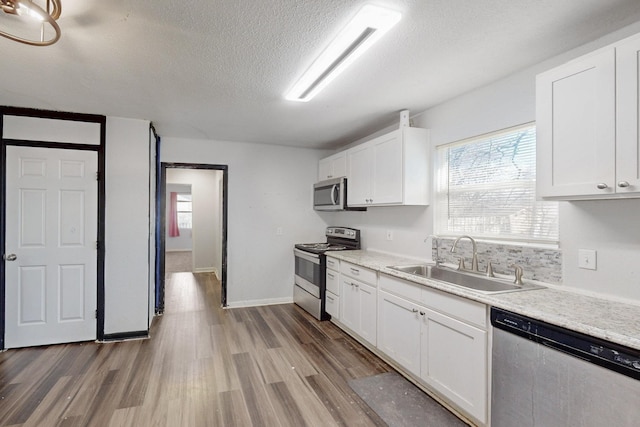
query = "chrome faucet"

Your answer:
(450, 235), (479, 272)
